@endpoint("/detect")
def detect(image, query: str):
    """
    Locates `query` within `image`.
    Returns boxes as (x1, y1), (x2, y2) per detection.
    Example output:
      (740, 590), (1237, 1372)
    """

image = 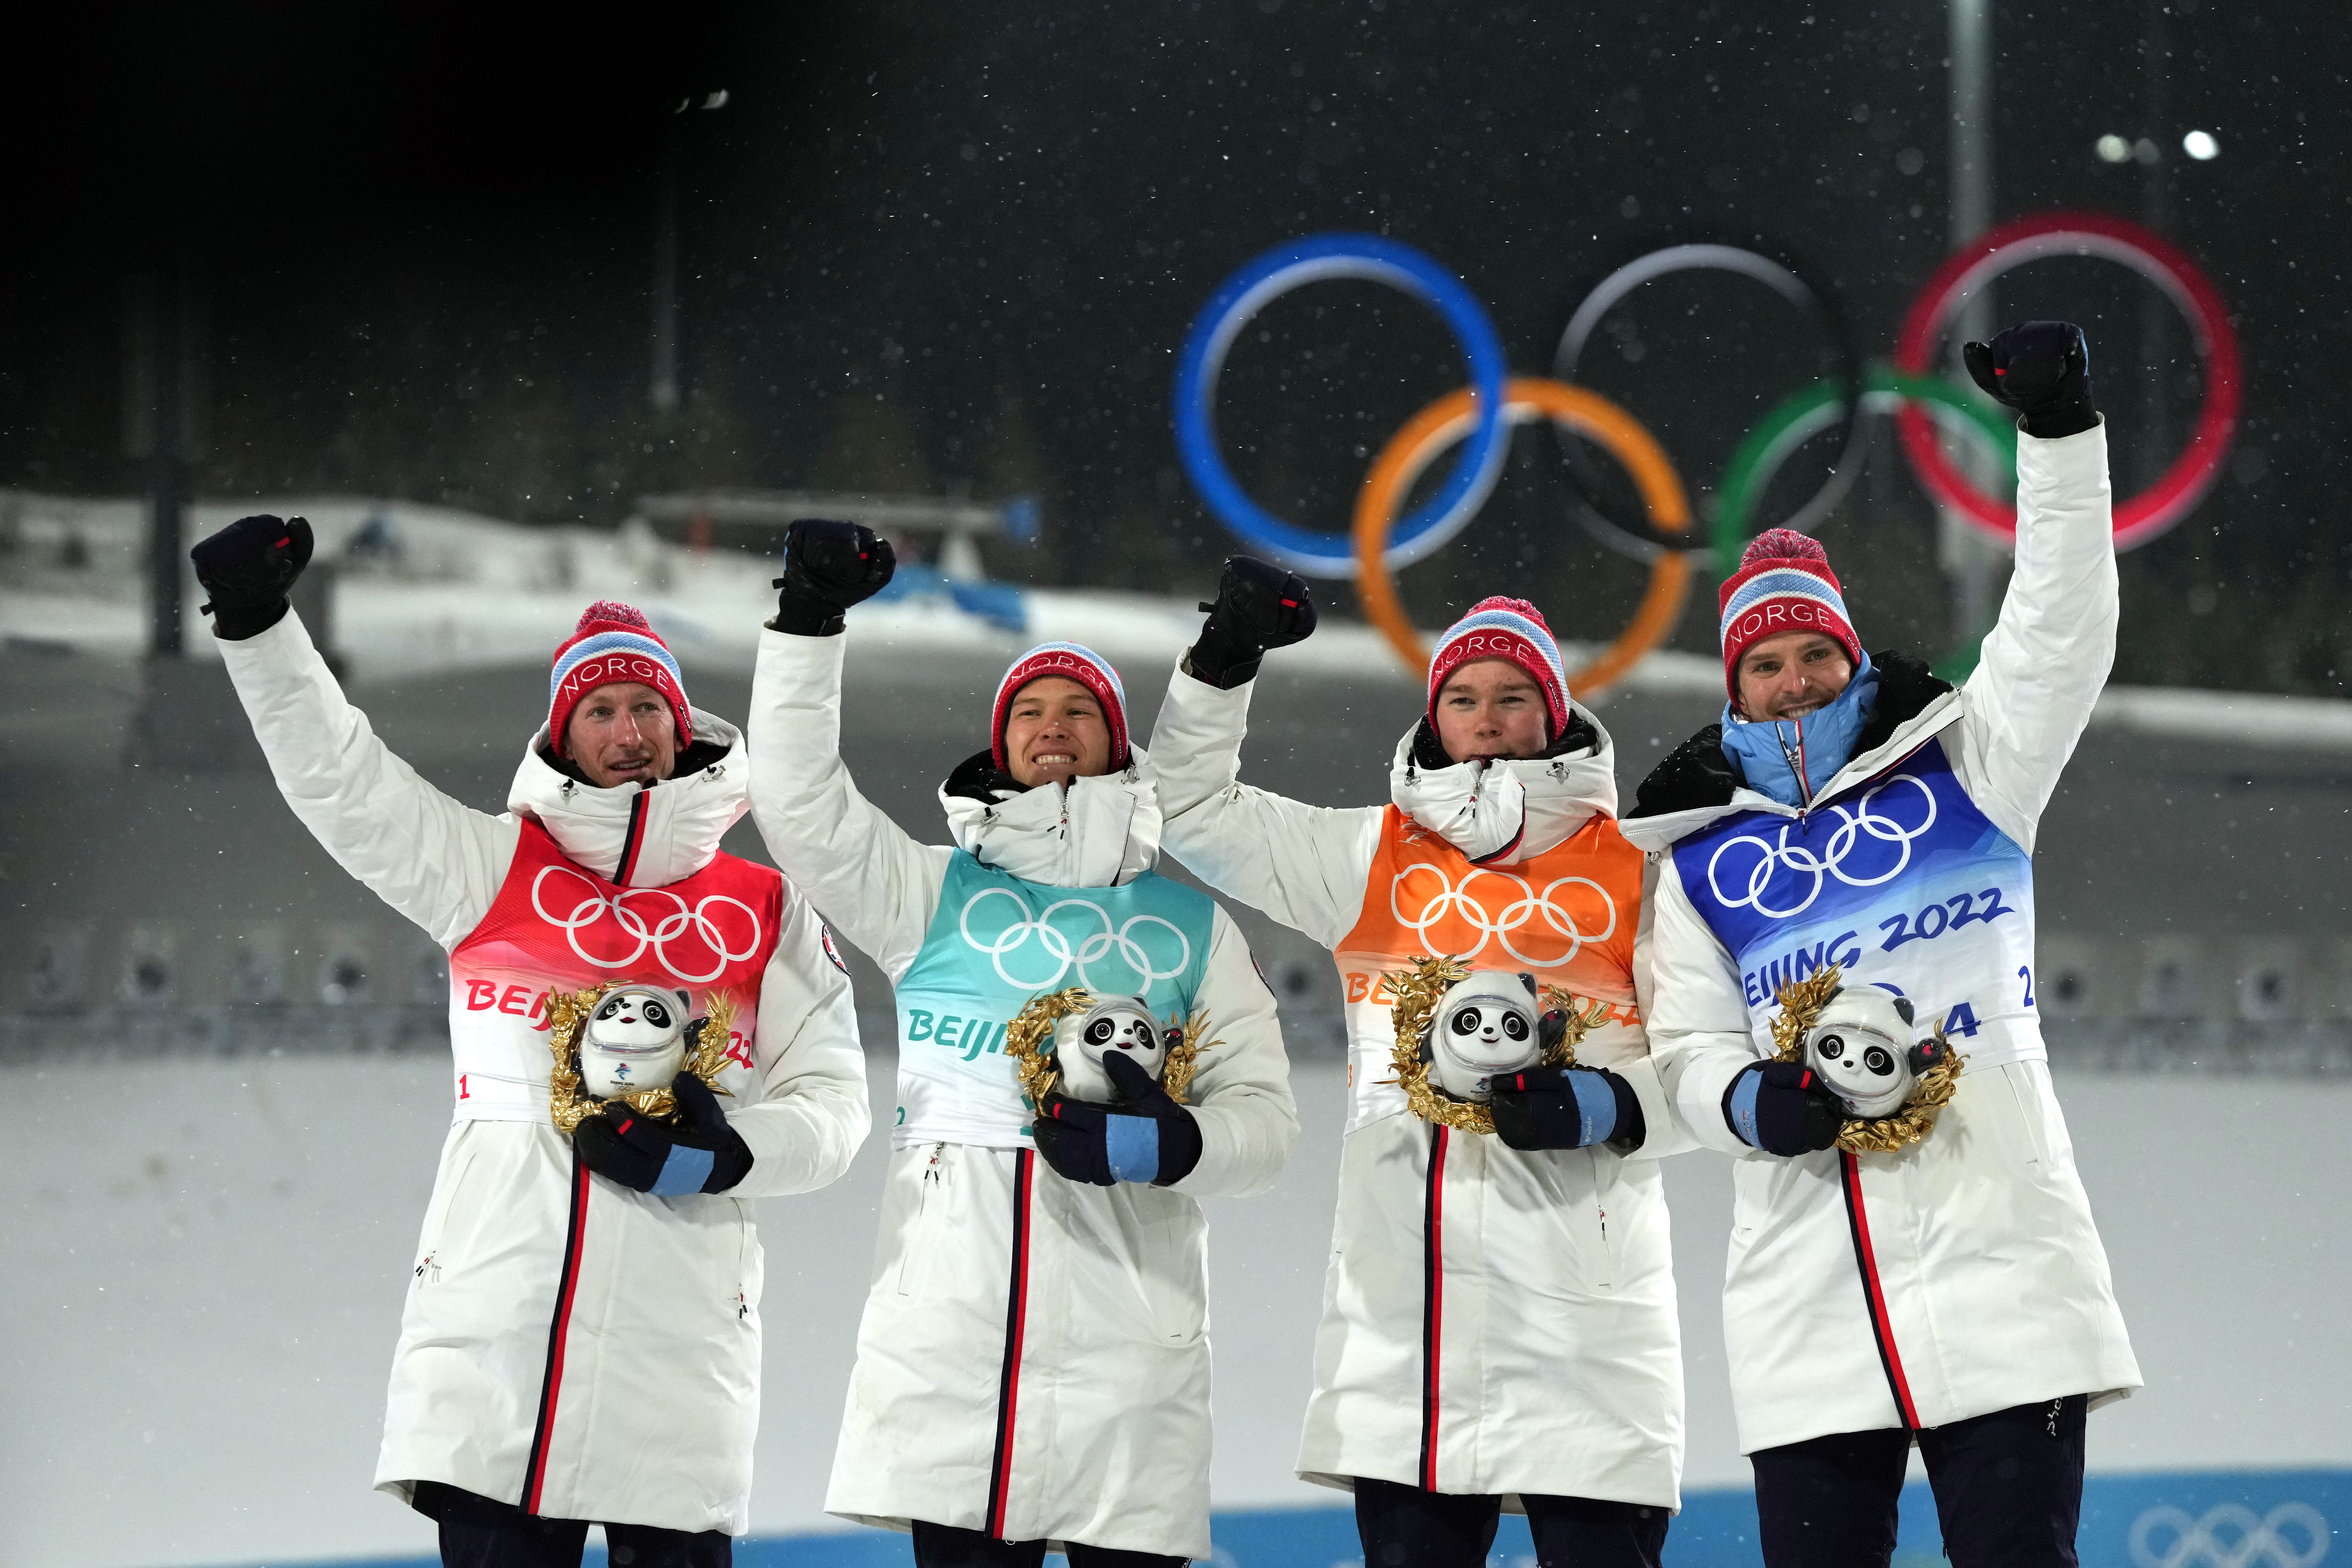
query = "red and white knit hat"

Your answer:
(547, 601), (693, 758)
(1717, 529), (1862, 704)
(1426, 596), (1572, 740)
(990, 641), (1129, 772)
